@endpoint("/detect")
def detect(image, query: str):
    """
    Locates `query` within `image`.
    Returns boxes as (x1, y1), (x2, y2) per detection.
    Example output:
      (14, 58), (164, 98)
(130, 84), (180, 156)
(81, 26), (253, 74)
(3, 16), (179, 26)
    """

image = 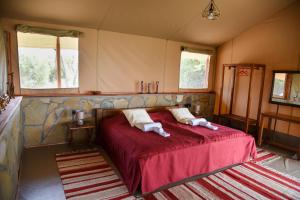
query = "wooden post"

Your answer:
(56, 37), (61, 88)
(218, 65), (226, 116)
(273, 105), (279, 136)
(258, 114), (265, 146)
(5, 32), (12, 73)
(229, 66), (237, 115)
(245, 65), (254, 133)
(256, 65), (265, 131)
